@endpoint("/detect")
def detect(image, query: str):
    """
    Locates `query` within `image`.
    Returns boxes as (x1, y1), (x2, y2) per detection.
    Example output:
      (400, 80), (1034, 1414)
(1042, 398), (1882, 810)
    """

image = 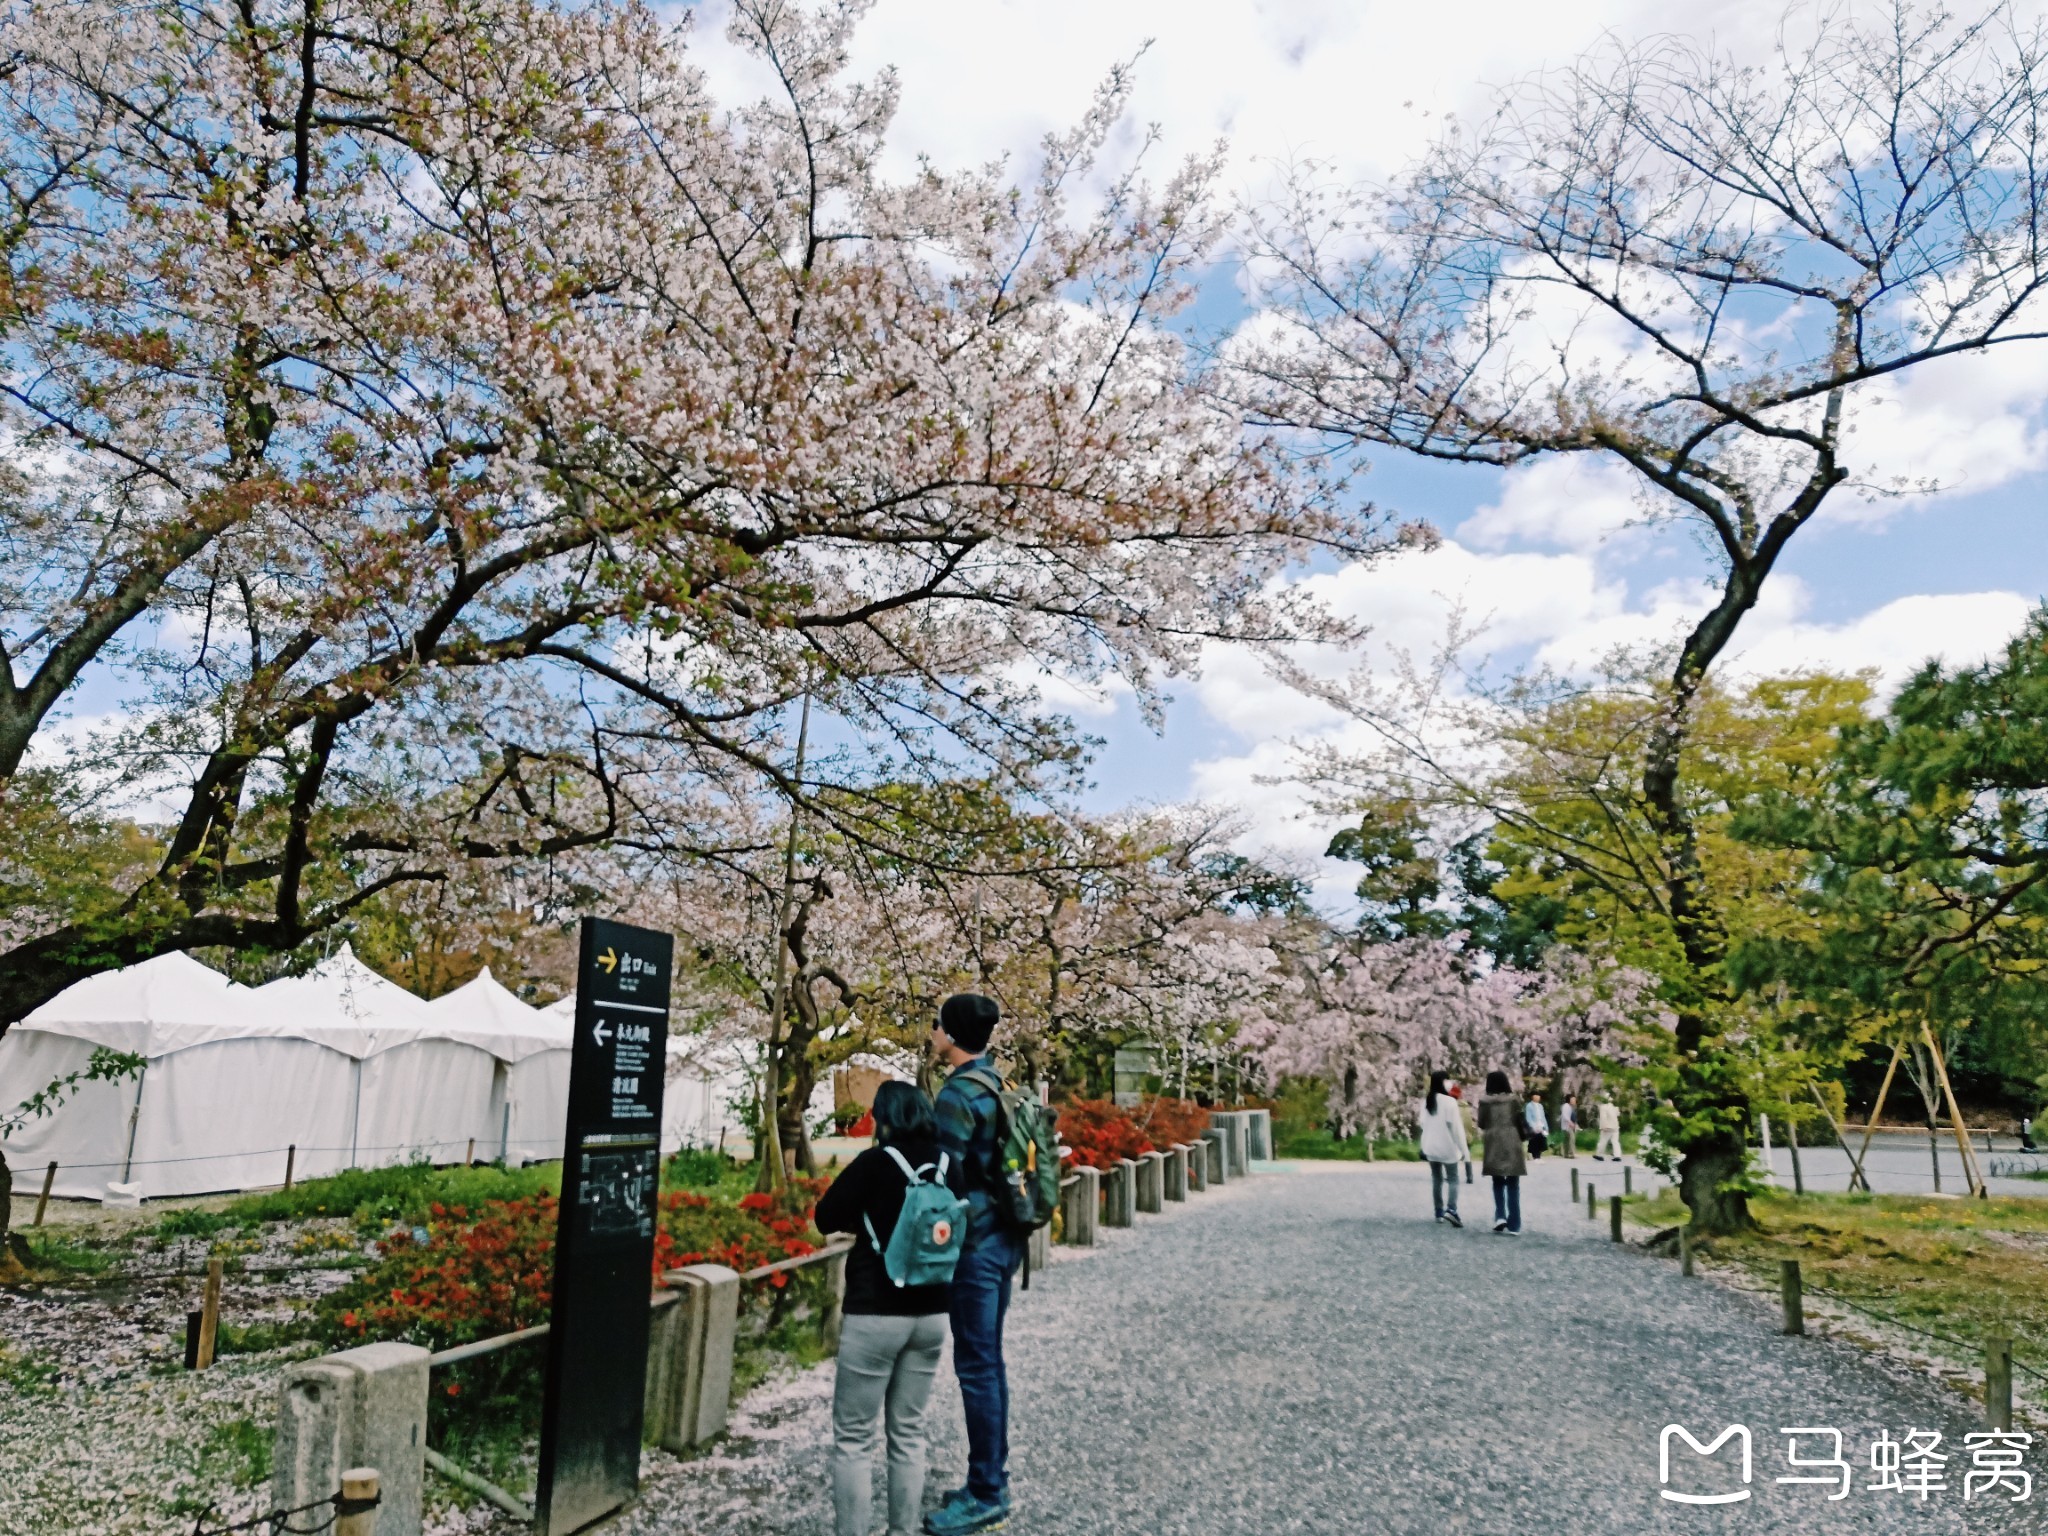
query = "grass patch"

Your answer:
(202, 1415), (272, 1490)
(212, 1160), (561, 1231)
(152, 1206), (233, 1241)
(1642, 1188), (2048, 1373)
(662, 1147), (757, 1199)
(0, 1344), (62, 1394)
(1274, 1128), (1422, 1161)
(431, 1343), (549, 1498)
(13, 1228), (116, 1275)
(214, 1315), (319, 1356)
